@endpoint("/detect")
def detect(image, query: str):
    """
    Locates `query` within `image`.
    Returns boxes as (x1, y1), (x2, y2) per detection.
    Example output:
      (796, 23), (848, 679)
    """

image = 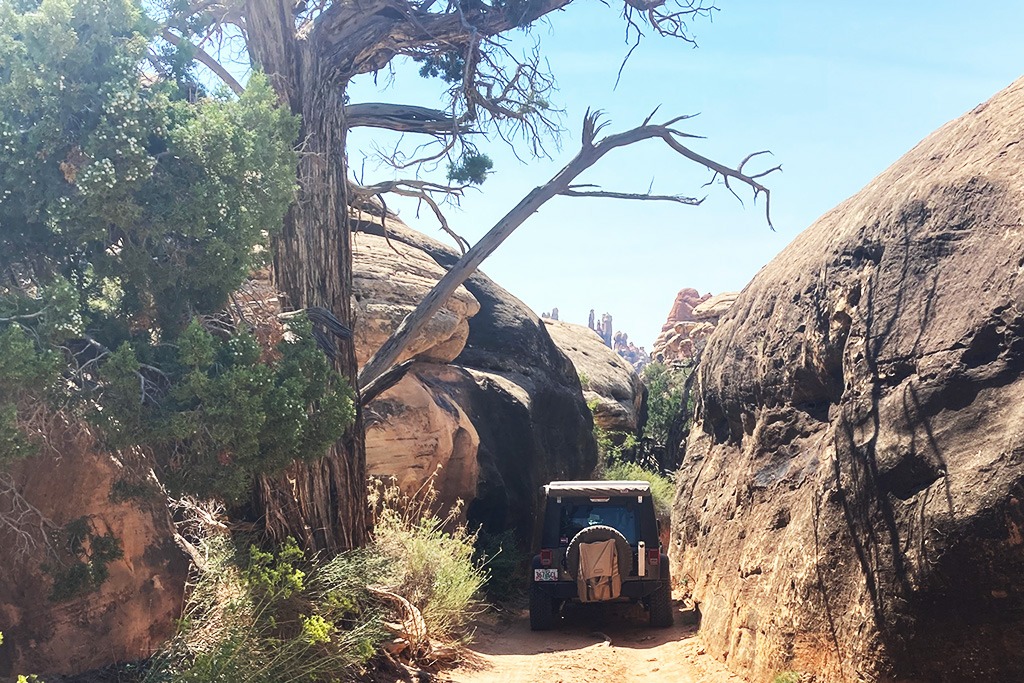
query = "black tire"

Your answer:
(529, 585), (557, 631)
(648, 580), (673, 627)
(565, 524), (631, 582)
